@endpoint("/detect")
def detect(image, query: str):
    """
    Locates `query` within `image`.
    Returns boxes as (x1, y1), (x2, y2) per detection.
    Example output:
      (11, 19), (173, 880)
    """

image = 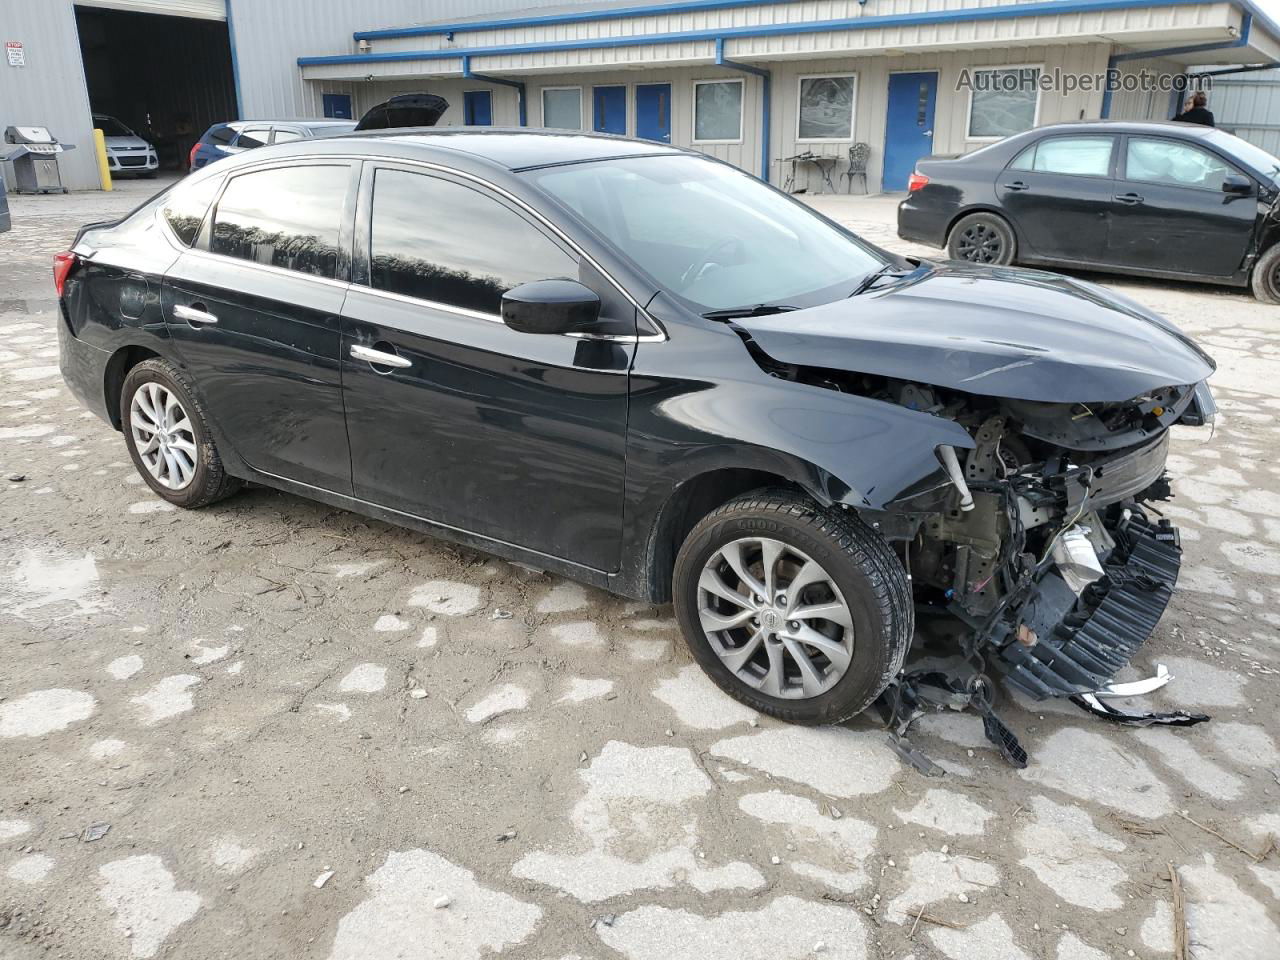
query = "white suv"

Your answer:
(93, 115), (158, 178)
